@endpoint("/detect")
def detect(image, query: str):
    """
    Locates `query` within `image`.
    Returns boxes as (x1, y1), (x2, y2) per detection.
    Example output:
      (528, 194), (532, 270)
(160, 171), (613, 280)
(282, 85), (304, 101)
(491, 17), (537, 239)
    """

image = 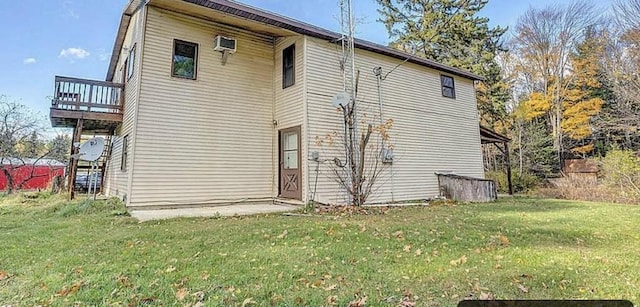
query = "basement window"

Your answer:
(282, 44), (295, 88)
(121, 135), (129, 171)
(172, 40), (198, 80)
(441, 75), (456, 99)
